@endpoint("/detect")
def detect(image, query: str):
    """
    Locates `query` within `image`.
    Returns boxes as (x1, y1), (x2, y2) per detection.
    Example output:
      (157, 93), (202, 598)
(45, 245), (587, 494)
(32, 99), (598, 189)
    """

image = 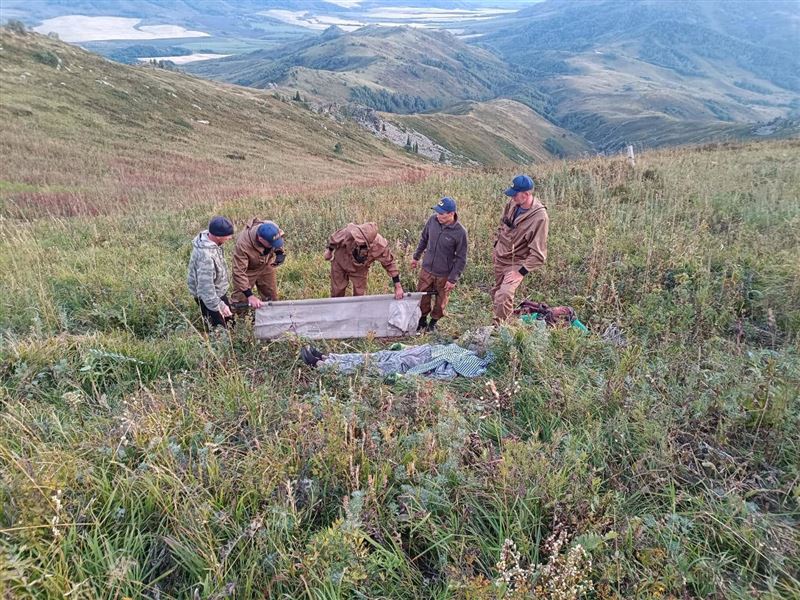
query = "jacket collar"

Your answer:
(433, 213), (459, 228)
(506, 198), (545, 223)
